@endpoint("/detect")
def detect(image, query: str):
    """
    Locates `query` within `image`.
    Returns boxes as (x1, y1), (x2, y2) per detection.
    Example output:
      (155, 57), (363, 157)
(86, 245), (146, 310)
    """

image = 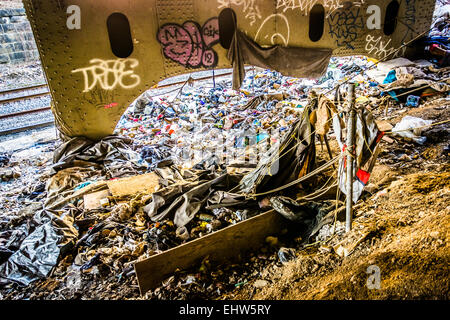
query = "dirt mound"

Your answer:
(228, 171), (450, 300)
